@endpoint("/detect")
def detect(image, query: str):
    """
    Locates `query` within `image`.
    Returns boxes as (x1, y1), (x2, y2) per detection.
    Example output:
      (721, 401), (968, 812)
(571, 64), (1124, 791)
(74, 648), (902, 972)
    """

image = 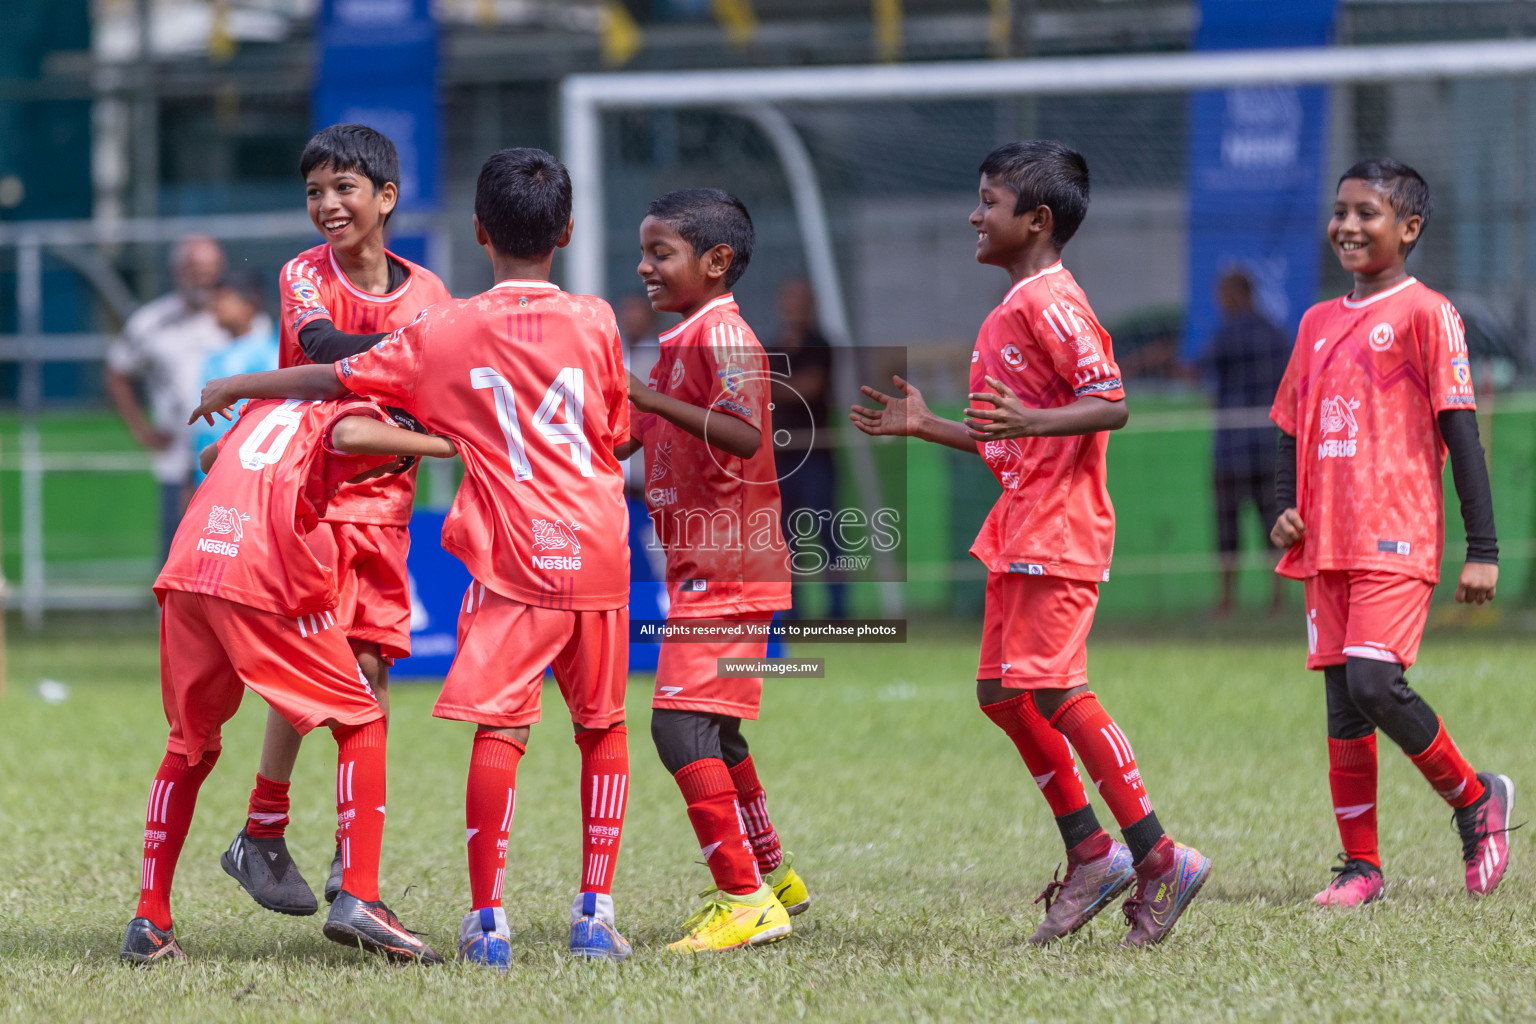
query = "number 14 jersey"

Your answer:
(335, 279), (631, 611)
